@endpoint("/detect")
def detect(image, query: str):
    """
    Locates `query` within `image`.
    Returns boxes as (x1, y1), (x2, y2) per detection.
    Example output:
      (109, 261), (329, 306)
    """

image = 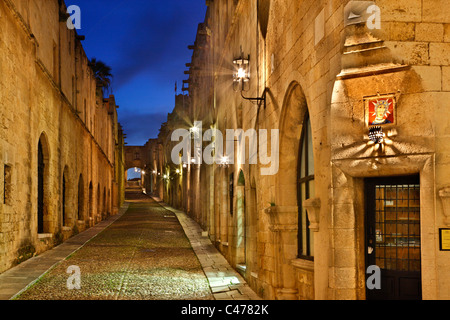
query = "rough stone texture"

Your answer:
(0, 0), (125, 274)
(125, 0), (450, 300)
(14, 192), (213, 300)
